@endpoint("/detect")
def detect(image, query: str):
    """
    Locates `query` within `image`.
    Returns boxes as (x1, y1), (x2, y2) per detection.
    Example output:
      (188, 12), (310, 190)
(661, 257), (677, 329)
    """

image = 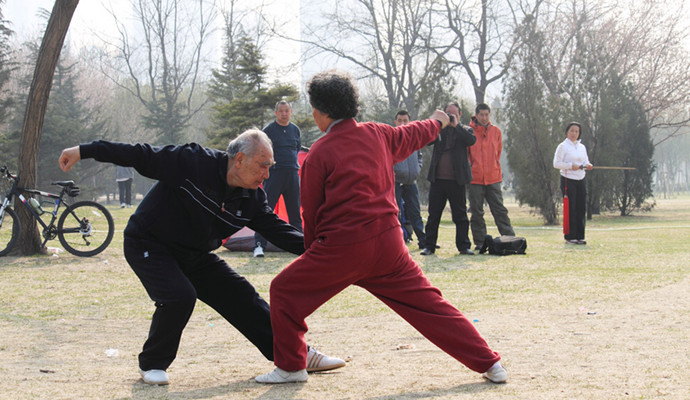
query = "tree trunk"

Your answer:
(16, 0), (79, 255)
